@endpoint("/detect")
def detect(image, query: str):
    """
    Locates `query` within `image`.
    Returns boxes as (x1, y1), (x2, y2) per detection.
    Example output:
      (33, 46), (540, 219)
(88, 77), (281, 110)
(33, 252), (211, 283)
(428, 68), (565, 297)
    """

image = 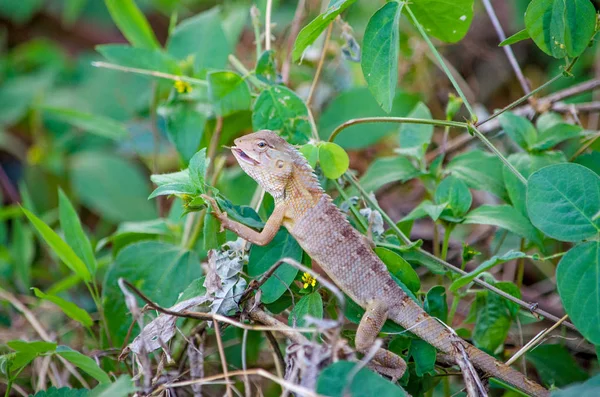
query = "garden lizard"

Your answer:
(204, 130), (549, 397)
